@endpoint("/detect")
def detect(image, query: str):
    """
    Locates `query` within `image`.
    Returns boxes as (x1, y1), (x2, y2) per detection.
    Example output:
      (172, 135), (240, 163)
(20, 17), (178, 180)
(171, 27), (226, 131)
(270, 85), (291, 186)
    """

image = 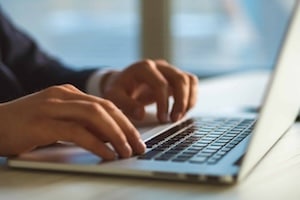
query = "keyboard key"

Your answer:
(154, 157), (170, 161)
(207, 158), (218, 165)
(138, 152), (160, 160)
(189, 156), (207, 163)
(207, 146), (222, 150)
(172, 155), (193, 162)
